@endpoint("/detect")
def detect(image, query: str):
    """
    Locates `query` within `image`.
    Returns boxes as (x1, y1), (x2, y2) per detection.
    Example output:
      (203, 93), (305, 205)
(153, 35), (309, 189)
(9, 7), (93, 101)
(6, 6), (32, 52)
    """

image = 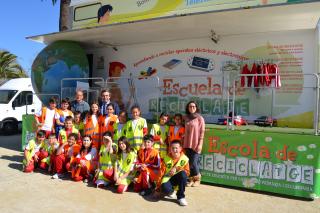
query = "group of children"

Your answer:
(23, 97), (190, 206)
